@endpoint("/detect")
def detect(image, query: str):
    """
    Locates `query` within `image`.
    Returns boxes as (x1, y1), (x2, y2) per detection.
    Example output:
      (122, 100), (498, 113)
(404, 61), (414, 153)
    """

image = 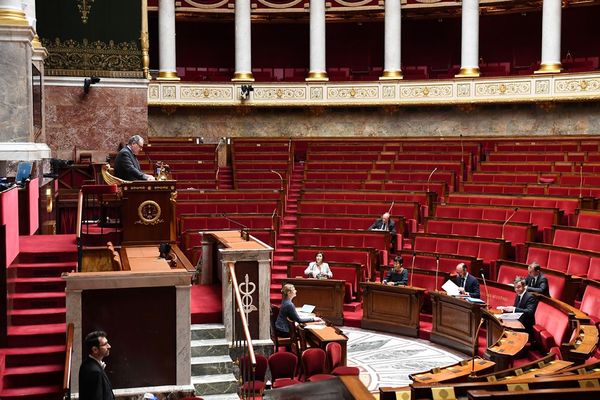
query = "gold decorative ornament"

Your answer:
(77, 0), (96, 24)
(0, 8), (29, 26)
(455, 67), (480, 78)
(158, 70), (180, 81)
(138, 200), (161, 225)
(380, 70), (403, 80)
(306, 71), (329, 81)
(232, 72), (255, 82)
(535, 63), (562, 74)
